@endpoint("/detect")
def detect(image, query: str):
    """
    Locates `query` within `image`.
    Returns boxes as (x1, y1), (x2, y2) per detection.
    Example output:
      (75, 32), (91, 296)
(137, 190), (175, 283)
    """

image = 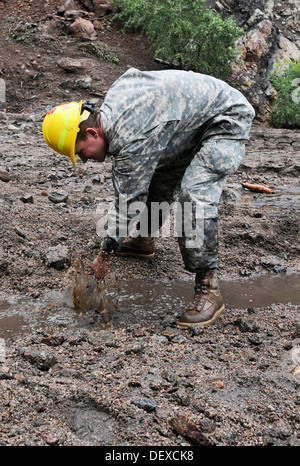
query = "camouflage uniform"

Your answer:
(100, 68), (255, 272)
